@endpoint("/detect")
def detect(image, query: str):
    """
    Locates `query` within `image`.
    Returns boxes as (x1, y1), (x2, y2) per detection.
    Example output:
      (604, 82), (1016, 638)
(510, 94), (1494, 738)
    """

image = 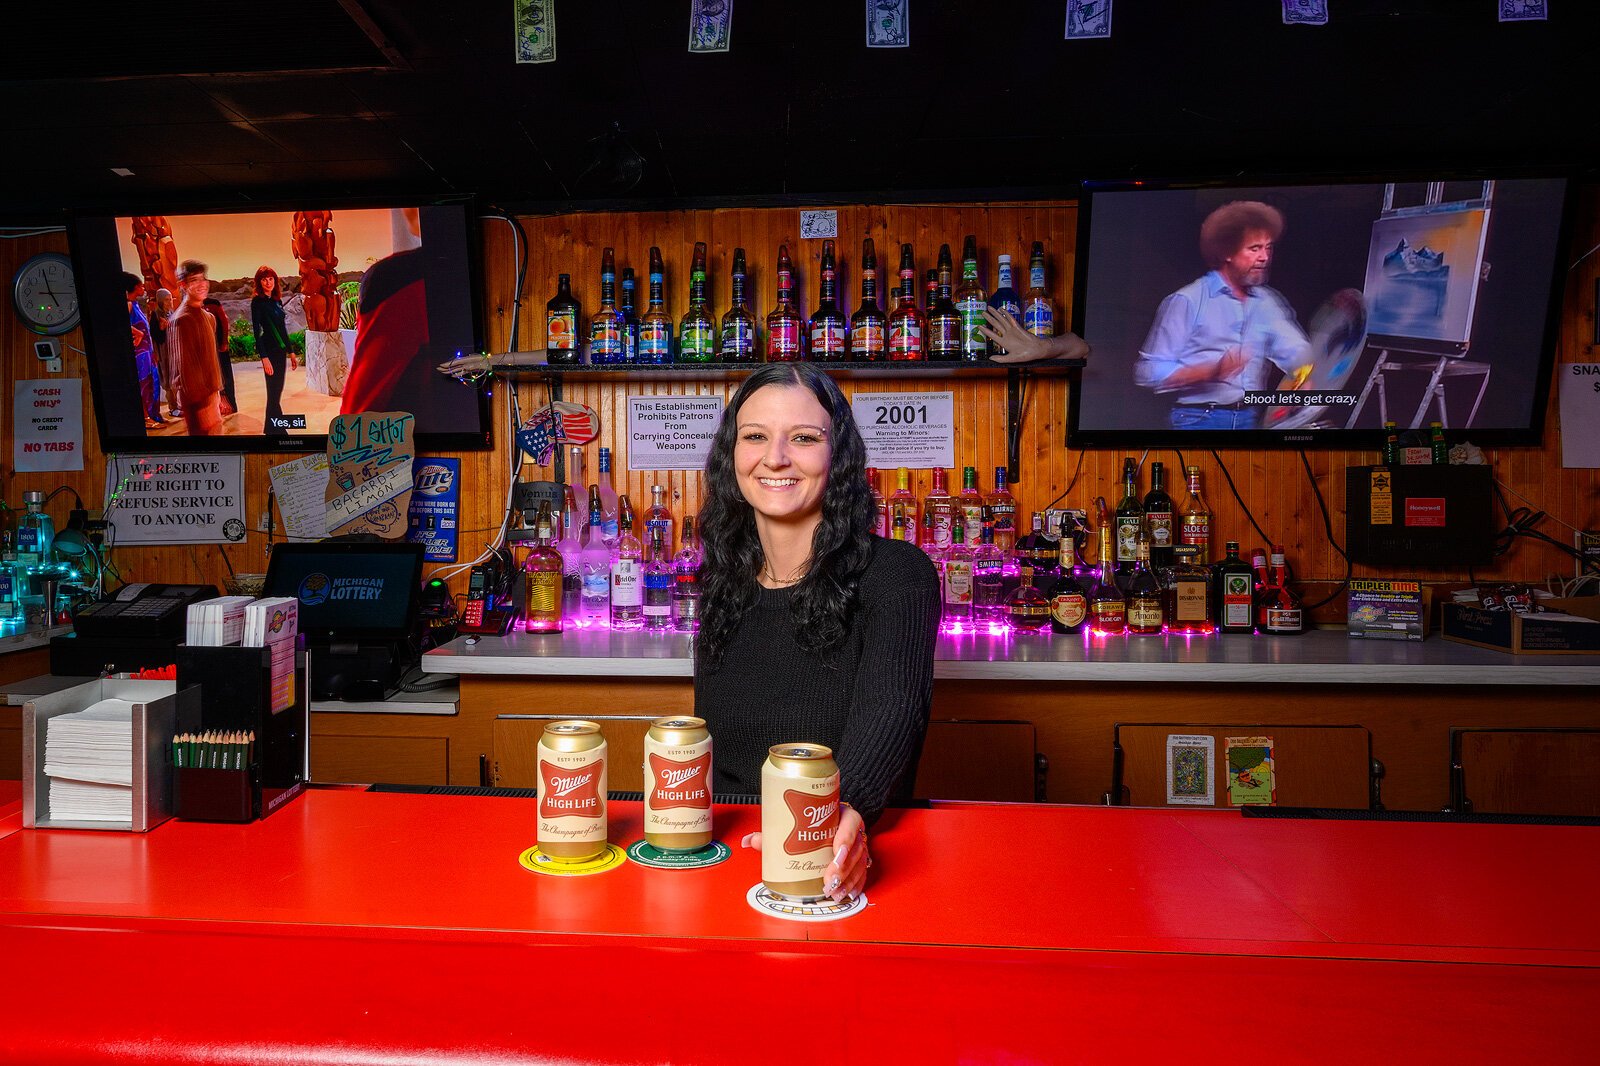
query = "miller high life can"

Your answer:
(537, 720), (608, 862)
(643, 716), (713, 852)
(760, 742), (840, 901)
